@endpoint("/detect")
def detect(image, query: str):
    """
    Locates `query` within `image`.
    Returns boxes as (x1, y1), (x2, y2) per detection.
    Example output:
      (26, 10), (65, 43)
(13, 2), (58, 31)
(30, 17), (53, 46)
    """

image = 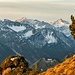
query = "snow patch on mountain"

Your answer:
(45, 32), (57, 44)
(62, 28), (70, 37)
(7, 25), (26, 32)
(35, 24), (45, 29)
(22, 30), (33, 39)
(3, 34), (7, 38)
